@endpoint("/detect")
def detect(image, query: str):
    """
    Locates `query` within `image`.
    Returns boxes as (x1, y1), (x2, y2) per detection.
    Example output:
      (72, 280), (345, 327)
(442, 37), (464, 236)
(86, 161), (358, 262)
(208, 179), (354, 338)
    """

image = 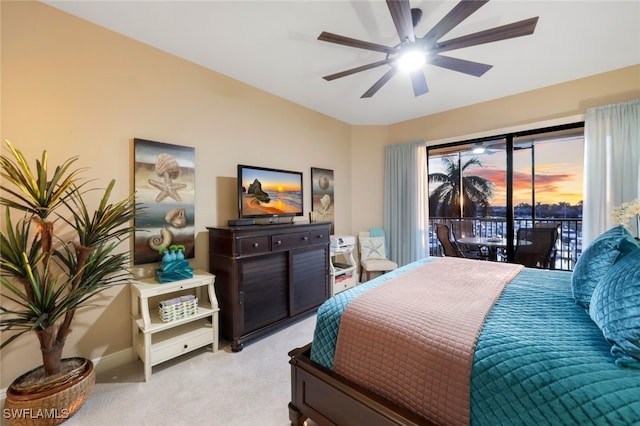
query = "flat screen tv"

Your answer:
(237, 164), (304, 220)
